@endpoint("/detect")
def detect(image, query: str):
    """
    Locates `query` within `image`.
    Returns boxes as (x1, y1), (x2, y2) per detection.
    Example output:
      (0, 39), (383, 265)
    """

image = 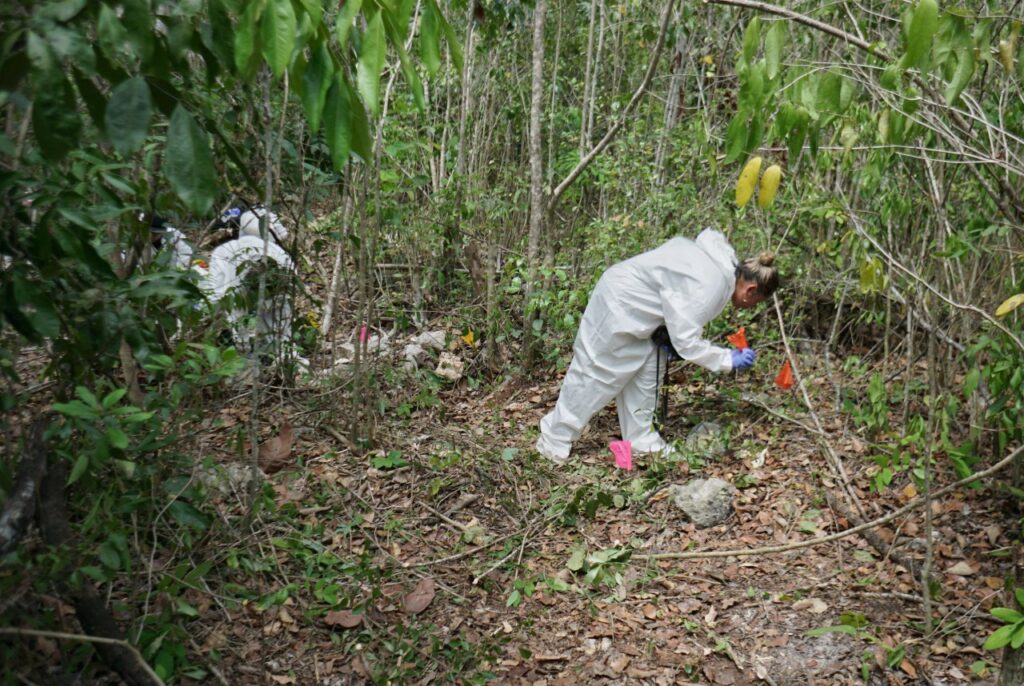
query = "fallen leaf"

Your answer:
(259, 422), (294, 474)
(403, 577), (435, 614)
(986, 525), (1001, 545)
(946, 561), (977, 576)
(324, 610), (363, 629)
(642, 604), (658, 620)
(900, 483), (918, 501)
(900, 659), (918, 678)
(270, 675), (296, 685)
(792, 598), (828, 614)
(704, 606), (717, 626)
(985, 576), (1004, 590)
(608, 653), (631, 674)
